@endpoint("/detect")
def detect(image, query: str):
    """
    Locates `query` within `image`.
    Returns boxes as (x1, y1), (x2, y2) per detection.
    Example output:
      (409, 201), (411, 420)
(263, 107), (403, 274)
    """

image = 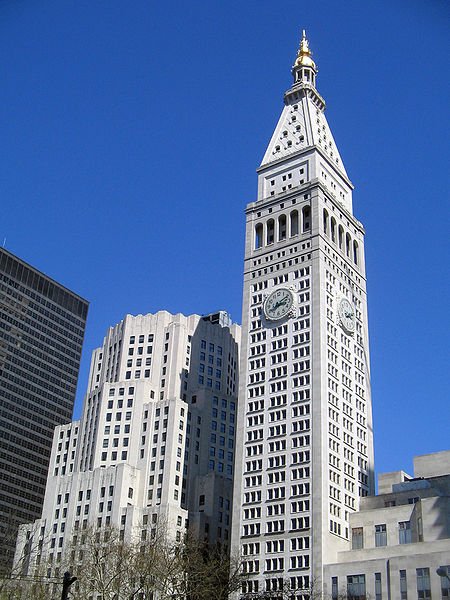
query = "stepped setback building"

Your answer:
(15, 311), (240, 579)
(231, 32), (374, 597)
(324, 450), (450, 599)
(0, 248), (88, 573)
